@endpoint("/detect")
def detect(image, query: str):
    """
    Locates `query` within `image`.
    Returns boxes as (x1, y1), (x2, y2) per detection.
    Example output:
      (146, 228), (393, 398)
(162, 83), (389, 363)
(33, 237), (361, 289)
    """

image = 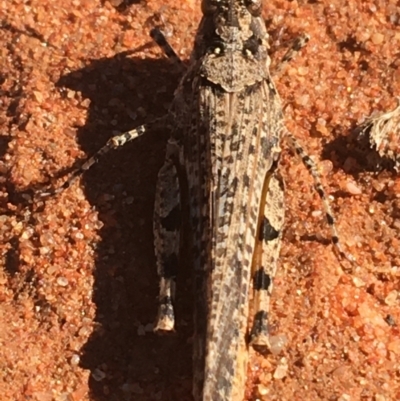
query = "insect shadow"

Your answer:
(56, 52), (193, 400)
